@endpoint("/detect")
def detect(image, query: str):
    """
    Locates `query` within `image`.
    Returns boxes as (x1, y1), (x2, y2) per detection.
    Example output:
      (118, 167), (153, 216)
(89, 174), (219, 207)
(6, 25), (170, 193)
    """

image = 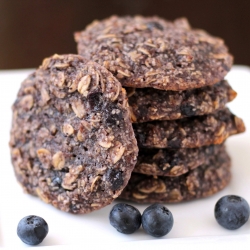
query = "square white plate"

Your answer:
(0, 66), (250, 249)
